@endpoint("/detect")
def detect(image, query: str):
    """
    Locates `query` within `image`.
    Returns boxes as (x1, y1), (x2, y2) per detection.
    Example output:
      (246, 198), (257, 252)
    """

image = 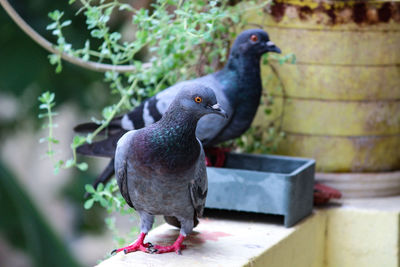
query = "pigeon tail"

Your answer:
(84, 159), (115, 198)
(74, 116), (123, 135)
(76, 131), (126, 158)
